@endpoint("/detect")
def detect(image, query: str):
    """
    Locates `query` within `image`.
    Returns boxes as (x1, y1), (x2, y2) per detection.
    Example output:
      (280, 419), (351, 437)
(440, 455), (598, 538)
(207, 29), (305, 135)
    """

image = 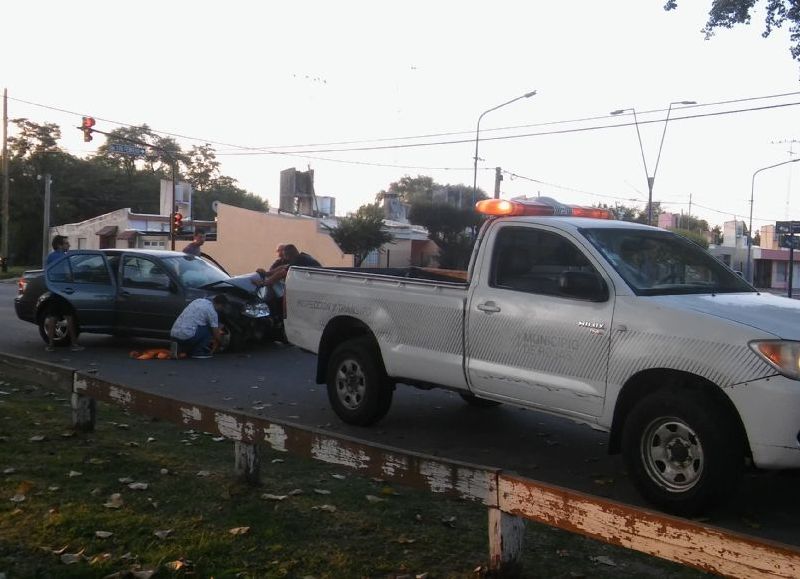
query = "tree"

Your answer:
(711, 224), (723, 245)
(753, 230), (762, 247)
(407, 201), (484, 269)
(673, 228), (710, 249)
(376, 175), (436, 205)
(329, 203), (394, 267)
(665, 1), (800, 62)
(191, 176), (268, 221)
(186, 144), (221, 191)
